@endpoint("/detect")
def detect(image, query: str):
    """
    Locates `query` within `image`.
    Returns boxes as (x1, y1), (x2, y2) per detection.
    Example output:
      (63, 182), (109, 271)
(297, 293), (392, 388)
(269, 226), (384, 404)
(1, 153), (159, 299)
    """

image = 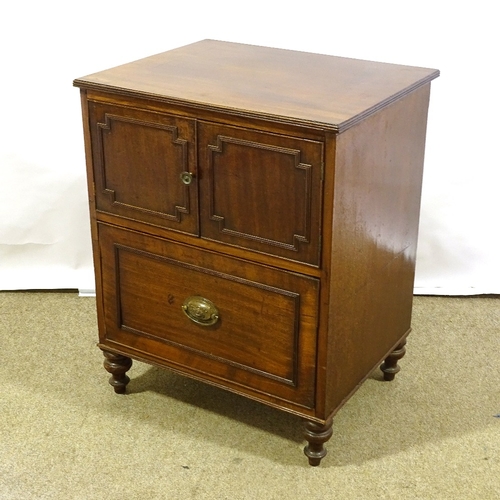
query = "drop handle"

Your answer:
(180, 171), (194, 185)
(182, 296), (219, 326)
